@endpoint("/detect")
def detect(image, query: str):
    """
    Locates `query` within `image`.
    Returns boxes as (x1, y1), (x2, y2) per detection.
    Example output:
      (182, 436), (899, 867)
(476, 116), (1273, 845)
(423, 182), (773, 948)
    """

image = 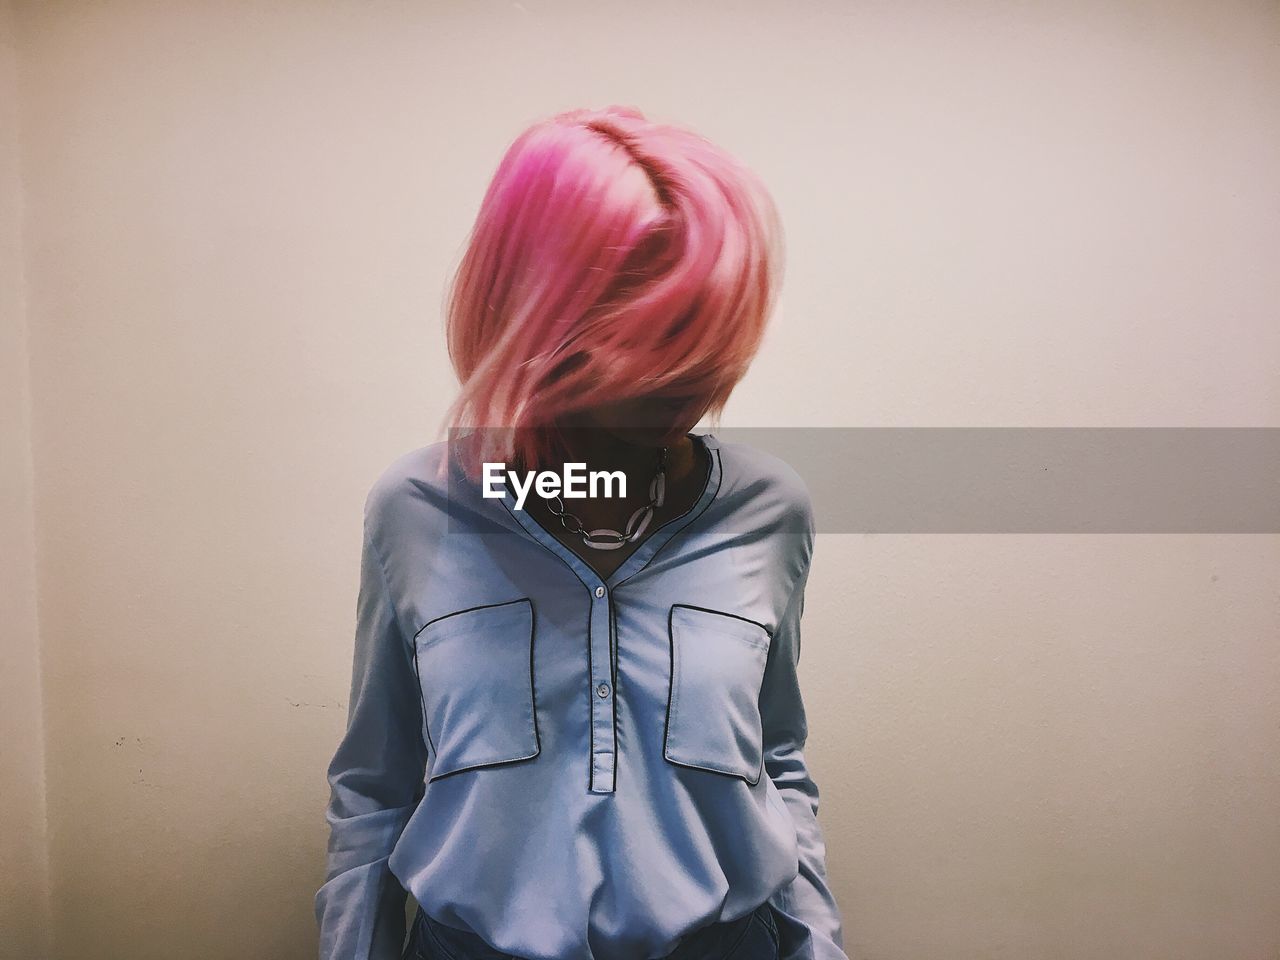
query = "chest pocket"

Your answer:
(413, 597), (540, 781)
(664, 604), (772, 784)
